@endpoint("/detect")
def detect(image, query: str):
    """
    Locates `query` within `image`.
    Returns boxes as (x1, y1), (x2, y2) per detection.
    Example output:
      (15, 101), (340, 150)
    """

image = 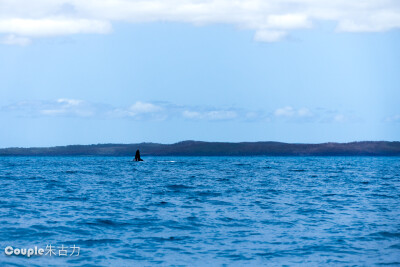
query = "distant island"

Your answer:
(1, 141), (400, 156)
